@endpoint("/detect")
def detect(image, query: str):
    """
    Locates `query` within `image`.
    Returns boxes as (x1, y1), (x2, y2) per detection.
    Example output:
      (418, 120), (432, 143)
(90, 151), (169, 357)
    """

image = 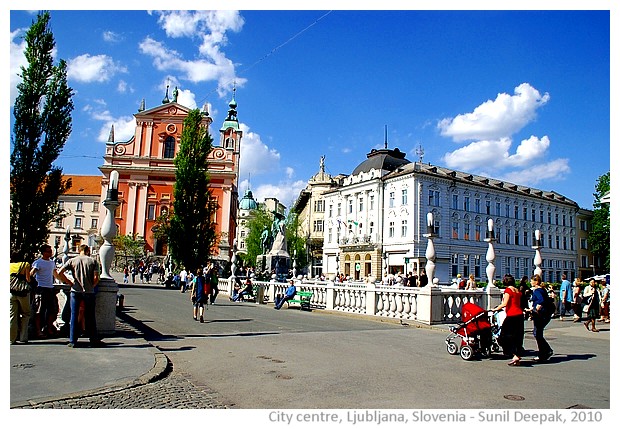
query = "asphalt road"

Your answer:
(118, 280), (610, 409)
